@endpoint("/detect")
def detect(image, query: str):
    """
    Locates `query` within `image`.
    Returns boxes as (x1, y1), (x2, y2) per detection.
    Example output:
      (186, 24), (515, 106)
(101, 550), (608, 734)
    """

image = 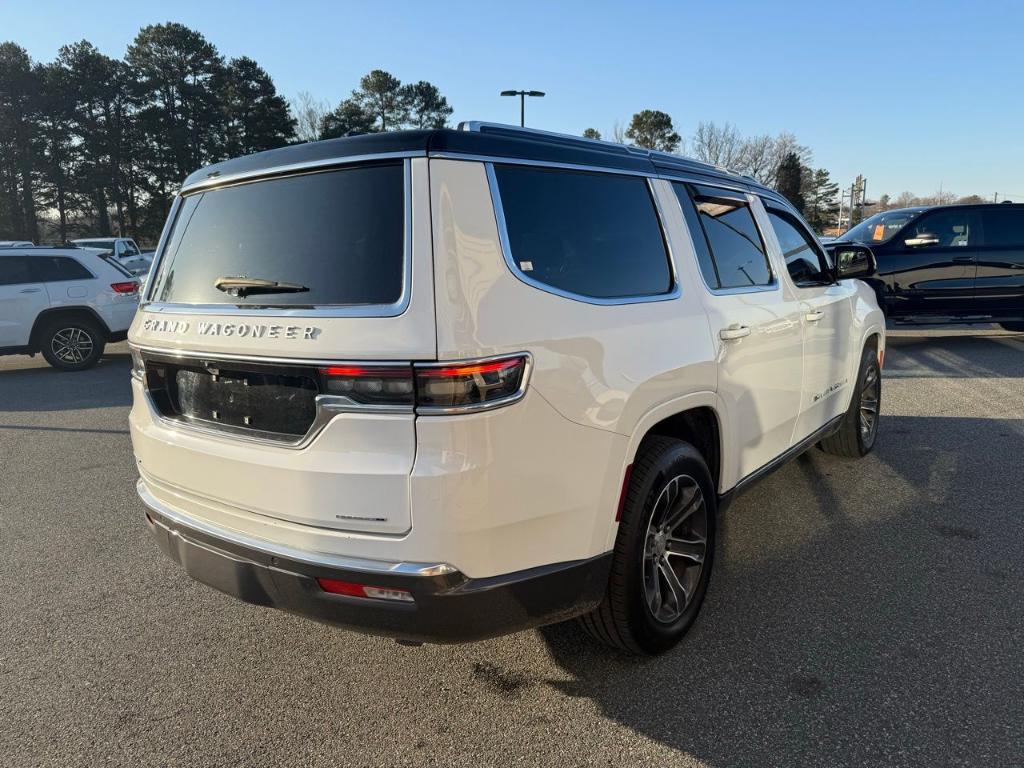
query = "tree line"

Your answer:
(583, 113), (841, 232)
(3, 26), (990, 246)
(0, 25), (457, 246)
